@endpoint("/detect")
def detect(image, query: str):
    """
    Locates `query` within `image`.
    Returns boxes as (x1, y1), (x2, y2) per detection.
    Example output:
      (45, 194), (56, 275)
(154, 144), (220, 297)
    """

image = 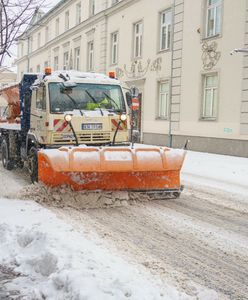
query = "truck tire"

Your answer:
(1, 138), (14, 170)
(28, 147), (38, 183)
